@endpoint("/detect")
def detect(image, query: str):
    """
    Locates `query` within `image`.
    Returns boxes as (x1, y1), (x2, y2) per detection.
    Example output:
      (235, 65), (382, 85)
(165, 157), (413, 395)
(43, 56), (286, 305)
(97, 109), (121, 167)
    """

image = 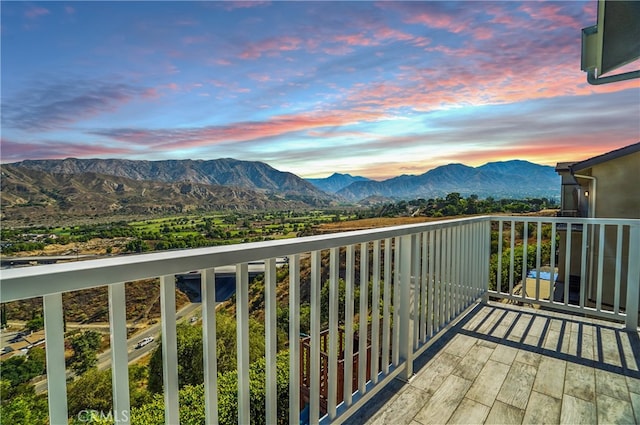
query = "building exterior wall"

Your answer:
(588, 151), (640, 219)
(577, 151), (638, 307)
(556, 149), (639, 308)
